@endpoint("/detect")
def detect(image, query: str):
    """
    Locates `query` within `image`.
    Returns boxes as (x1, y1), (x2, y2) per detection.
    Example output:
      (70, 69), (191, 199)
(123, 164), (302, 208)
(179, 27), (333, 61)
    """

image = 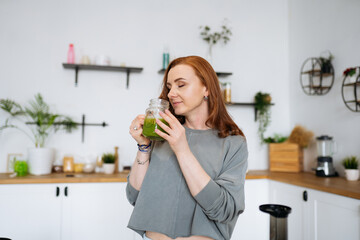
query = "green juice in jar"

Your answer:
(142, 117), (169, 141)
